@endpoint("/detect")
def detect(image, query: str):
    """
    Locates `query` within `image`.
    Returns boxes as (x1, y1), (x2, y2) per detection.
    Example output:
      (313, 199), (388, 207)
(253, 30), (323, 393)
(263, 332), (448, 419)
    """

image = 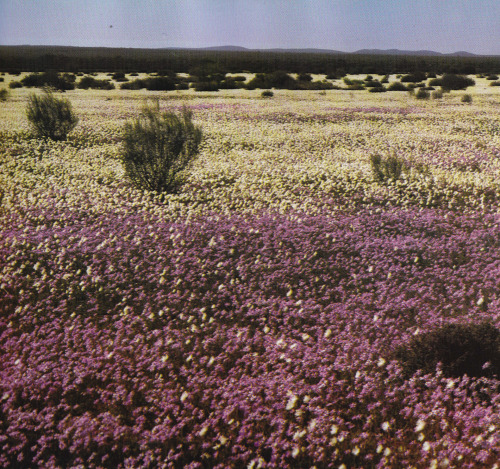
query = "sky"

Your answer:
(1, 0), (499, 55)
